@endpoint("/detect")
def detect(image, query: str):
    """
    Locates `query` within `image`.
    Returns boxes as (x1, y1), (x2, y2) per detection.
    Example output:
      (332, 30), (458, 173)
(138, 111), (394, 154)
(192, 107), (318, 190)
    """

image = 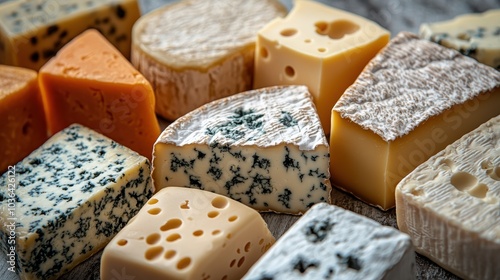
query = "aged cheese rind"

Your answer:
(420, 9), (500, 69)
(330, 32), (500, 210)
(153, 85), (331, 214)
(0, 124), (154, 280)
(101, 187), (275, 280)
(396, 115), (500, 280)
(131, 0), (286, 120)
(0, 65), (47, 173)
(0, 0), (140, 71)
(243, 203), (415, 280)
